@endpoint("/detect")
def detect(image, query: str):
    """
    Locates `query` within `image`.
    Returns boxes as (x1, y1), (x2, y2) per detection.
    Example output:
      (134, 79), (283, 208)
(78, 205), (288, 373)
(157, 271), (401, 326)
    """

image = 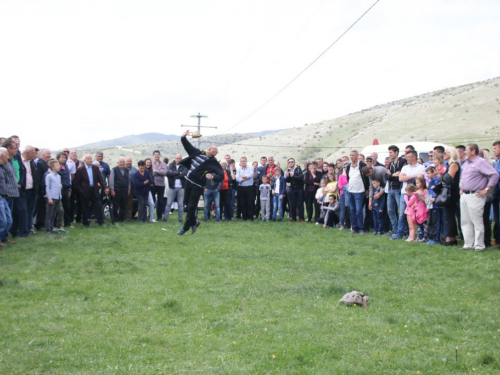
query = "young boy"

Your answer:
(425, 166), (442, 245)
(316, 194), (340, 228)
(272, 167), (286, 221)
(371, 179), (386, 235)
(45, 159), (62, 234)
(259, 175), (272, 222)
